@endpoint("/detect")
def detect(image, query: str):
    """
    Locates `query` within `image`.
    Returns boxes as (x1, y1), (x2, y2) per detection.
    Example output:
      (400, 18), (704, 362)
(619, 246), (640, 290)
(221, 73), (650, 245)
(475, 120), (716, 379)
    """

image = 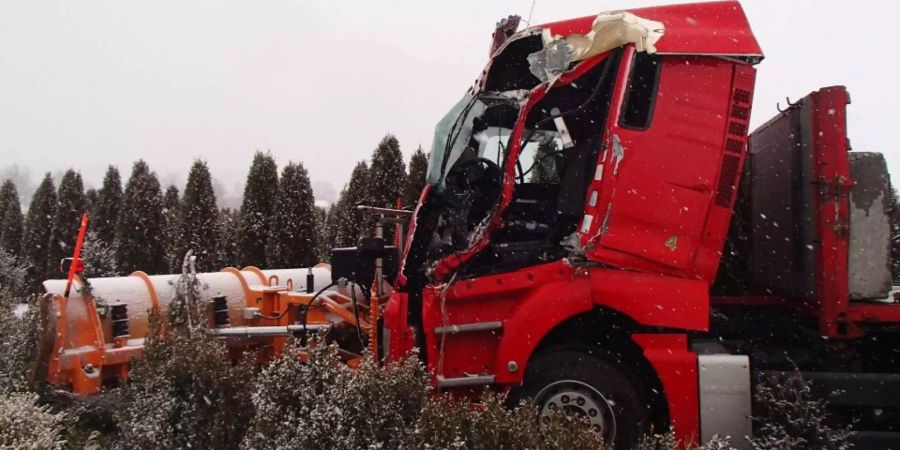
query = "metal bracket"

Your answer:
(434, 321), (503, 335)
(436, 374), (496, 389)
(698, 354), (752, 447)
